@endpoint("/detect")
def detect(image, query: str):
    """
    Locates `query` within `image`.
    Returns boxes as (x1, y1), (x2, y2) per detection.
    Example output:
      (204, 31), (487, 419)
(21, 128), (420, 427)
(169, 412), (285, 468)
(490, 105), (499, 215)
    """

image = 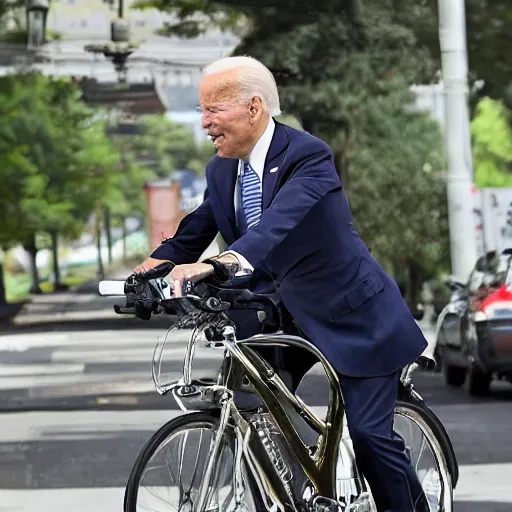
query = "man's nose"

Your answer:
(201, 113), (212, 129)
